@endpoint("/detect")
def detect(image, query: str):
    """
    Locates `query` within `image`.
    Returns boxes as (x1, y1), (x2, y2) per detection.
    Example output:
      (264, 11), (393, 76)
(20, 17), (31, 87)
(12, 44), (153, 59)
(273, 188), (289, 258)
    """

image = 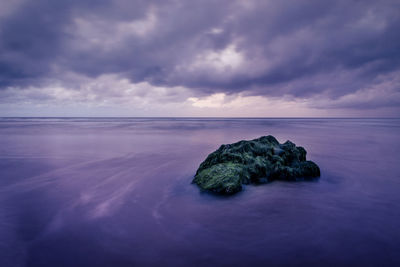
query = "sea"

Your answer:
(0, 117), (399, 266)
